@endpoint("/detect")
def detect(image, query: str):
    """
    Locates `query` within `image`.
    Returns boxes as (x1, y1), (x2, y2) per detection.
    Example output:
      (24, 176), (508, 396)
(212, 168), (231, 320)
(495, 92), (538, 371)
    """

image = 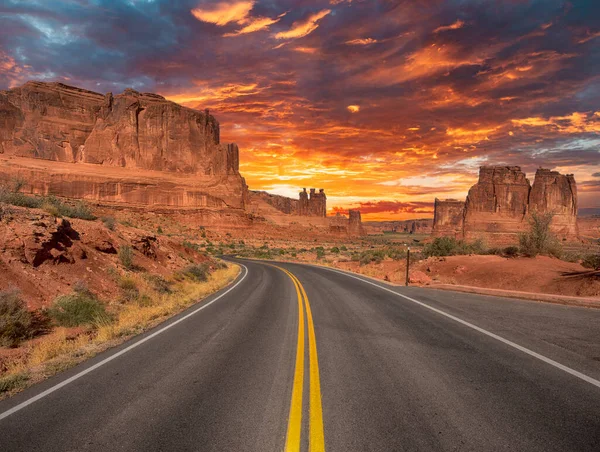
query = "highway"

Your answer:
(1, 258), (599, 451)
